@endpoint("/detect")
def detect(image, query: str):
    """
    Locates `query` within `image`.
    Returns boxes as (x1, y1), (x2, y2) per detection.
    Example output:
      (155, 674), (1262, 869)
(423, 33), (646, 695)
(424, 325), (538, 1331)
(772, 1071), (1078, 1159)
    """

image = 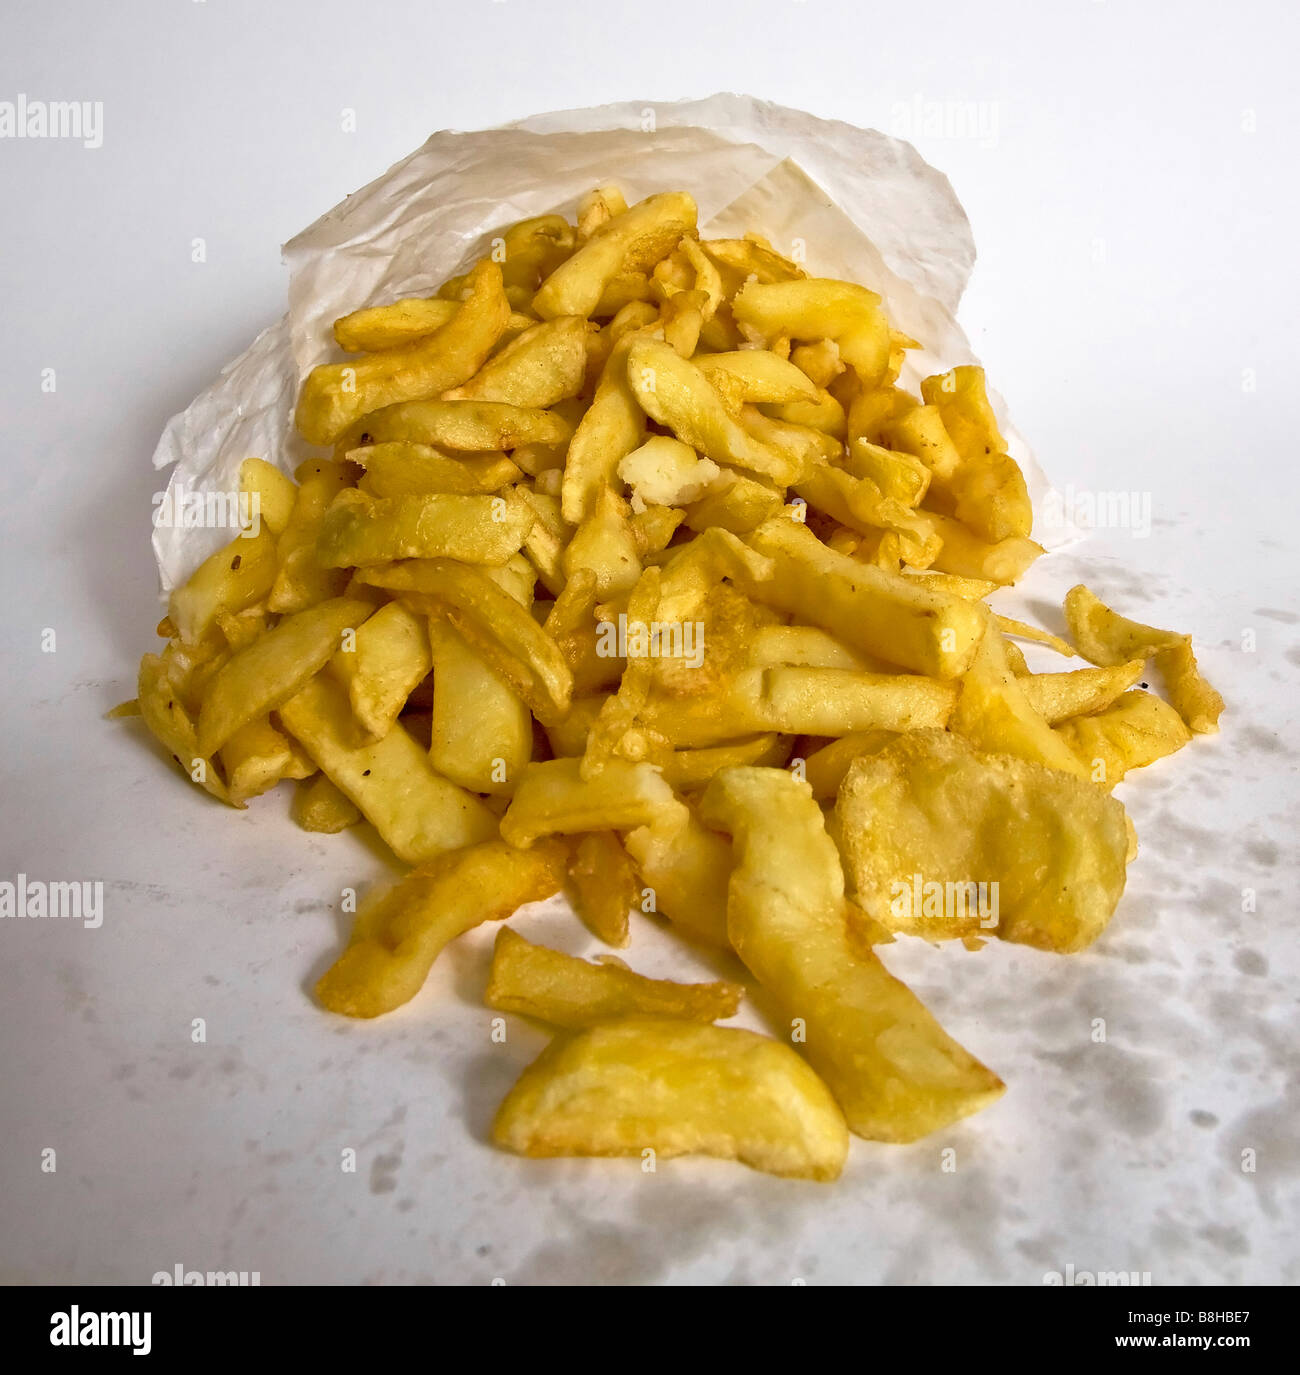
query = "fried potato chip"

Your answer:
(168, 526), (278, 646)
(137, 652), (229, 803)
(268, 459), (354, 614)
(836, 730), (1130, 952)
(744, 516), (986, 679)
(238, 457), (297, 535)
(342, 398), (572, 452)
(1018, 659), (1145, 725)
(501, 757), (687, 848)
(316, 839), (566, 1017)
(349, 442), (520, 497)
(700, 766), (1005, 1142)
(196, 596), (374, 756)
(800, 729), (896, 800)
(1064, 584), (1224, 734)
(315, 489), (533, 568)
(1056, 689), (1193, 787)
(442, 315), (589, 408)
(492, 1016), (848, 1181)
(357, 558), (573, 724)
(533, 191), (697, 319)
(292, 772), (362, 833)
(623, 804), (731, 948)
(279, 675), (498, 864)
(296, 258), (510, 446)
(659, 733), (788, 791)
(567, 830), (639, 947)
(219, 715), (313, 807)
(732, 278), (890, 385)
(486, 926), (742, 1028)
(328, 599), (431, 740)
